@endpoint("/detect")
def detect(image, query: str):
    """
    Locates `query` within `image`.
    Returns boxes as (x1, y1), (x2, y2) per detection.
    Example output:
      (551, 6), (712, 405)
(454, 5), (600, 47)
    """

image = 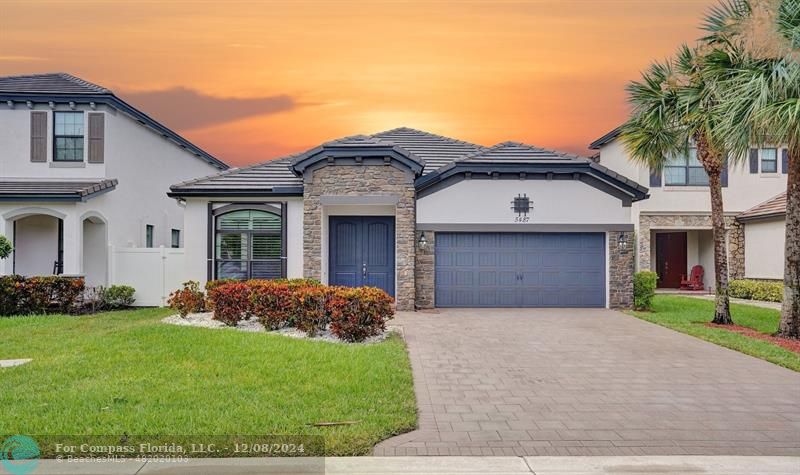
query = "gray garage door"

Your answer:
(435, 232), (606, 308)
